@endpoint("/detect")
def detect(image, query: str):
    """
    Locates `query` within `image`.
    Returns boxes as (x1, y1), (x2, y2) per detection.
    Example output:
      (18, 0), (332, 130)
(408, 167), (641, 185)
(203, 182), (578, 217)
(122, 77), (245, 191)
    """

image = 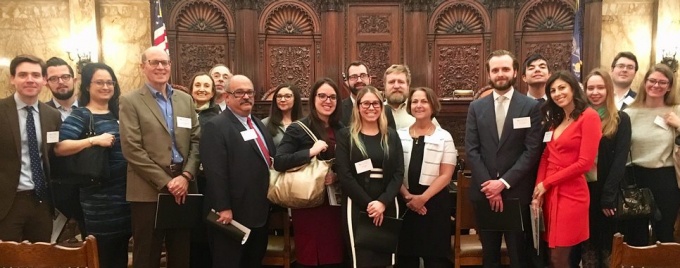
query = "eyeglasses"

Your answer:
(614, 64), (635, 71)
(47, 74), (73, 83)
(147, 60), (171, 67)
(316, 93), (337, 102)
(228, 90), (255, 98)
(275, 94), (293, 100)
(91, 80), (116, 87)
(647, 78), (670, 87)
(347, 73), (369, 82)
(359, 101), (382, 109)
